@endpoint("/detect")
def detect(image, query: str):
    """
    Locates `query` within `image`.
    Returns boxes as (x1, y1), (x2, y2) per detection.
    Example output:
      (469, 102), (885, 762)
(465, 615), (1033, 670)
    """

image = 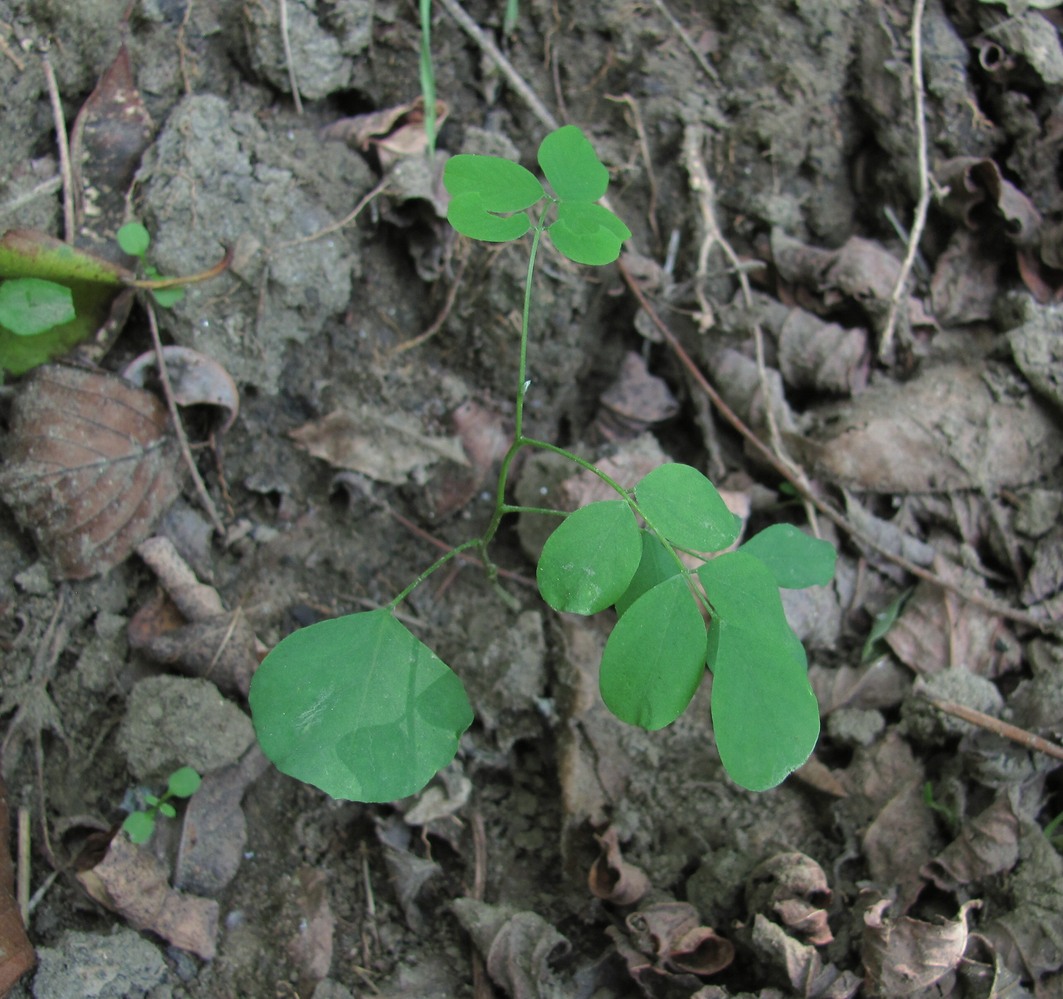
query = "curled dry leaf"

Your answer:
(588, 825), (650, 906)
(745, 852), (833, 947)
(77, 833), (219, 960)
(862, 897), (981, 998)
(322, 96), (449, 168)
(777, 308), (869, 396)
(750, 915), (860, 999)
(123, 346), (240, 434)
(451, 898), (570, 999)
(937, 157), (1041, 246)
(625, 901), (734, 978)
(595, 351), (680, 442)
(0, 365), (186, 579)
